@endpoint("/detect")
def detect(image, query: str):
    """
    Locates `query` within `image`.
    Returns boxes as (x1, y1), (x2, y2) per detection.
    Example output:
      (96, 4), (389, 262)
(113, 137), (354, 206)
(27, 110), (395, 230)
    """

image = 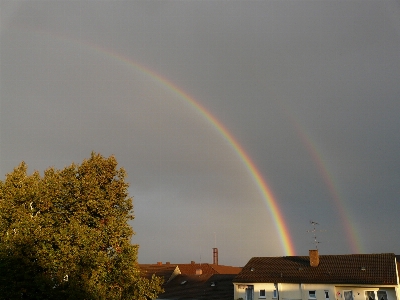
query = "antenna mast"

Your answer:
(307, 221), (324, 249)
